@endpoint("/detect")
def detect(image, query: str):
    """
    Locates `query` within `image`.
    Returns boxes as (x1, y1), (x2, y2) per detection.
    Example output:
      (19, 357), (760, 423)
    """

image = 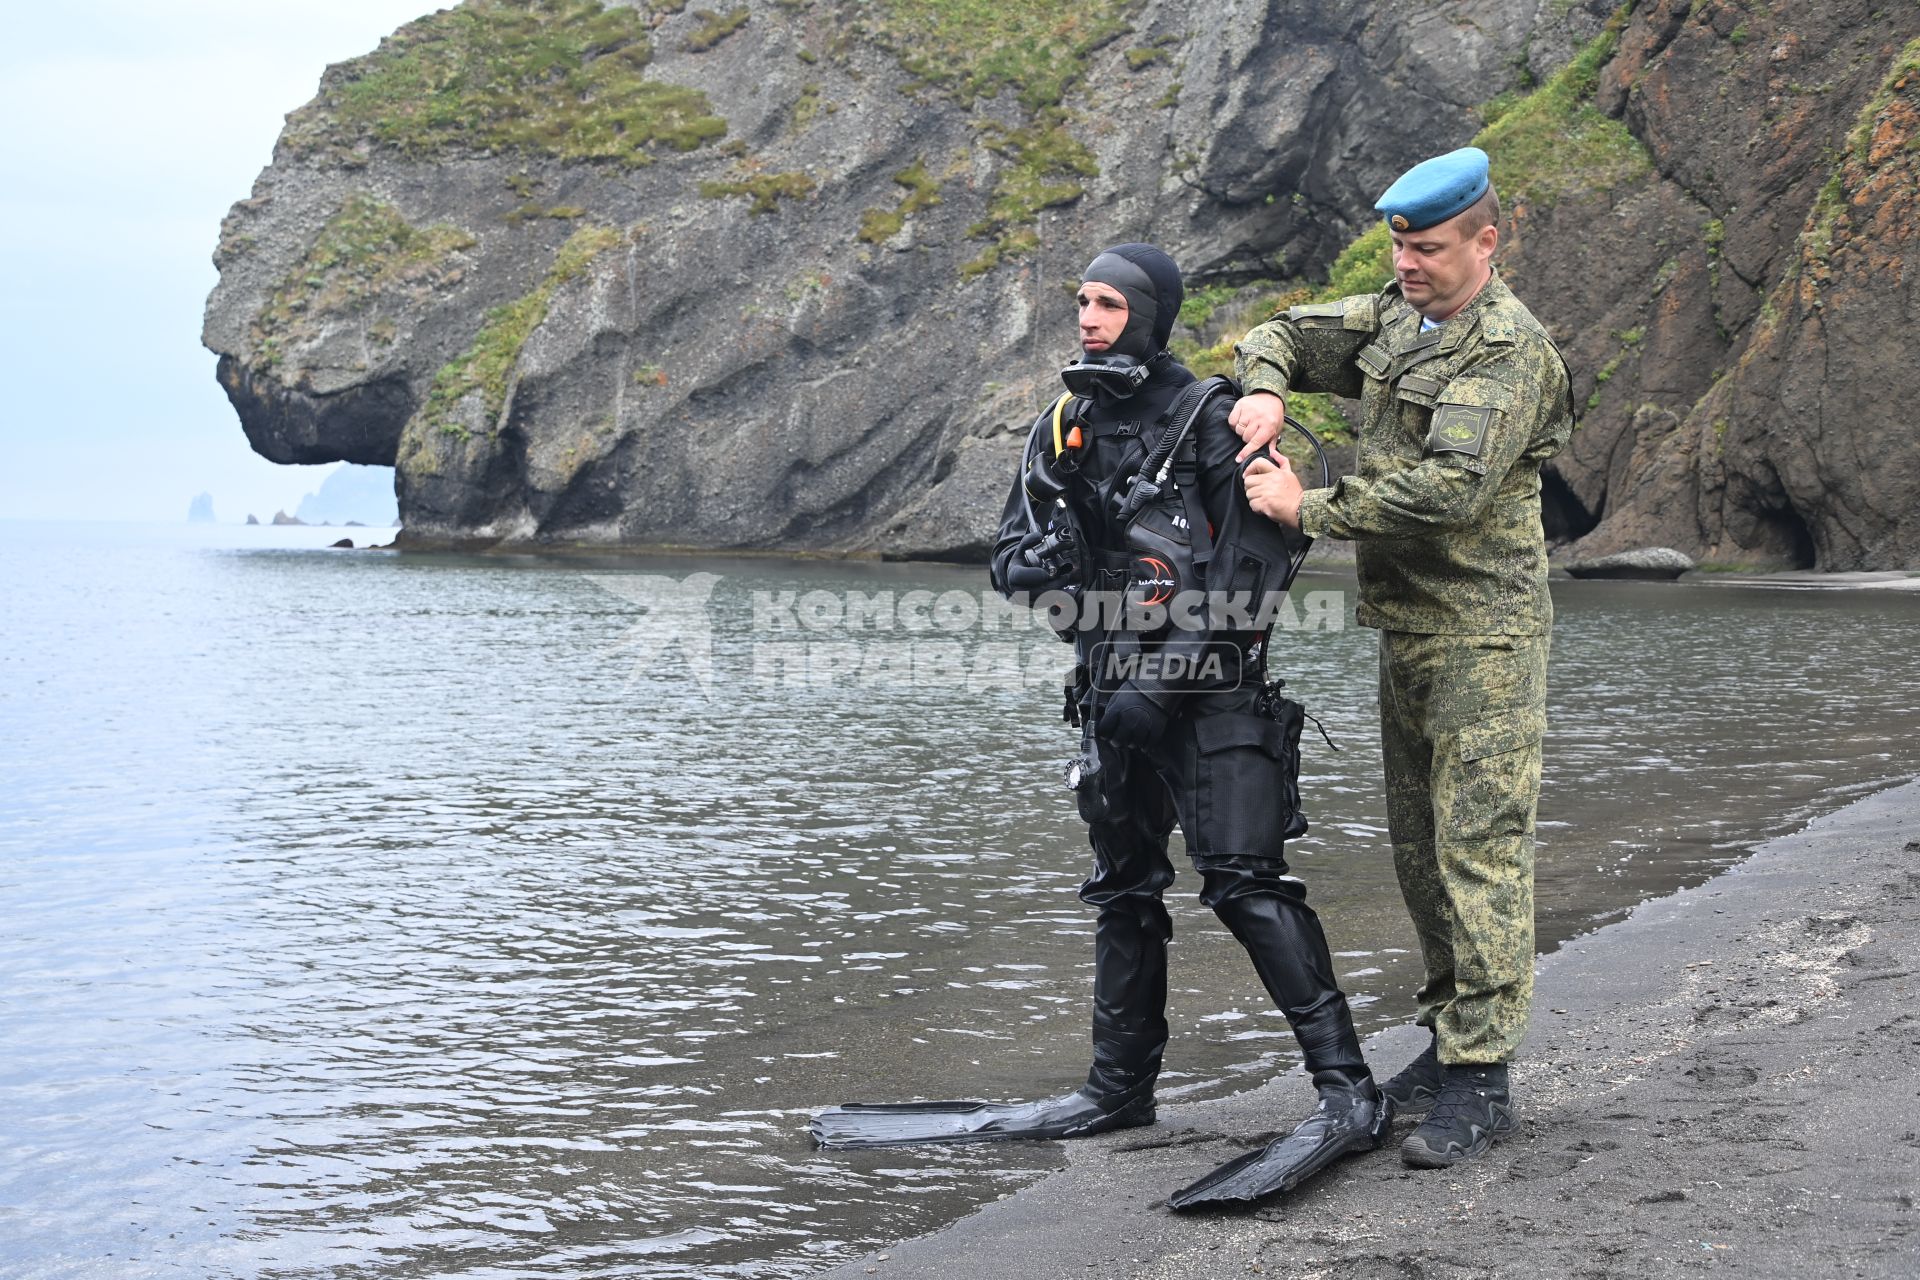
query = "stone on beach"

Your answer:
(1564, 547), (1696, 580)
